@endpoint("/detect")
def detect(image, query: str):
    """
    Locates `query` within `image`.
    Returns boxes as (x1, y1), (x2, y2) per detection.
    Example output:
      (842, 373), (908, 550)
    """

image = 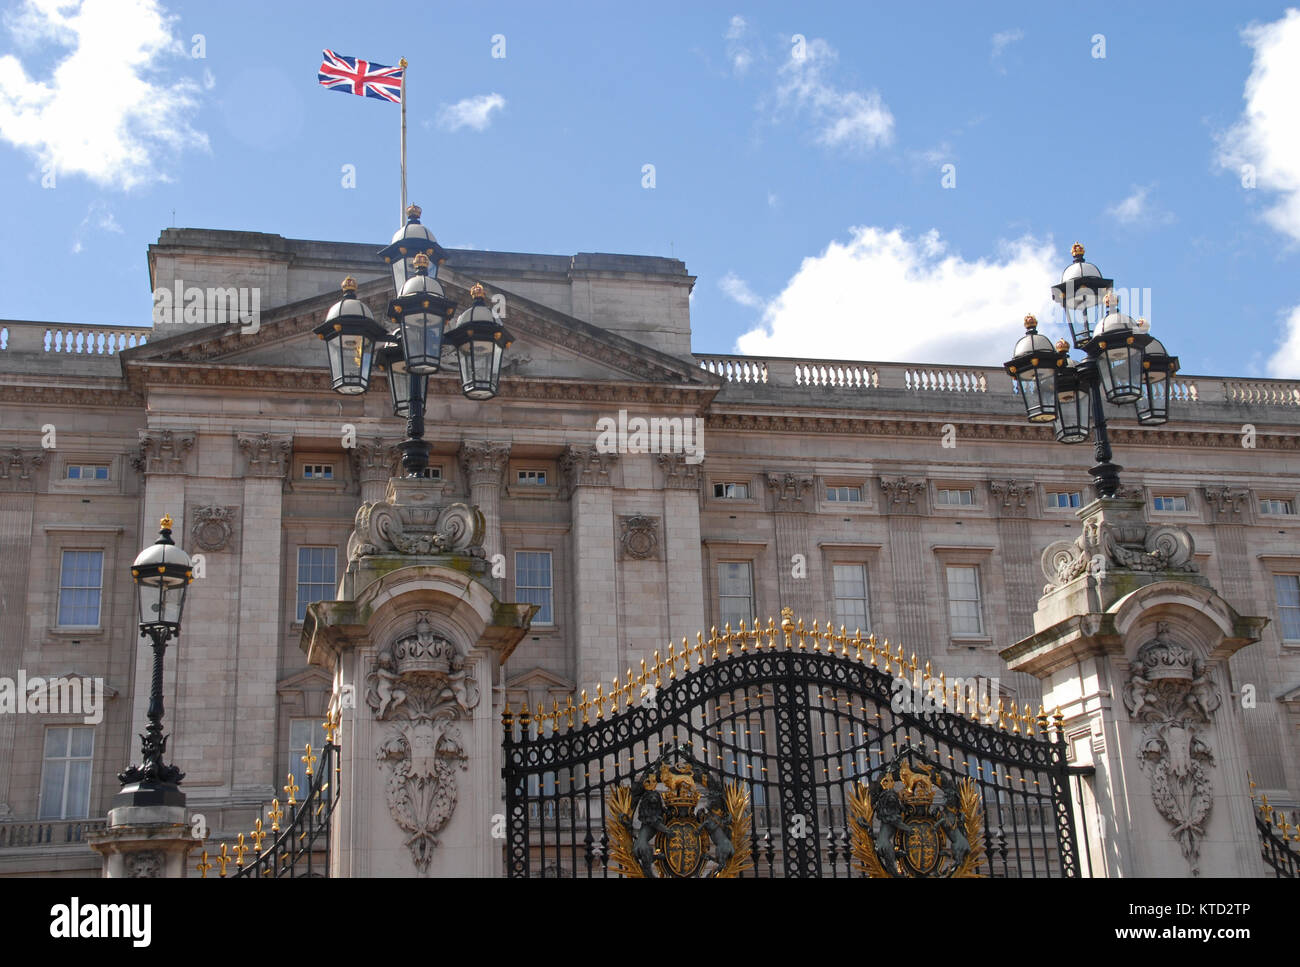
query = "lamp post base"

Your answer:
(1088, 460), (1124, 498)
(398, 437), (430, 476)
